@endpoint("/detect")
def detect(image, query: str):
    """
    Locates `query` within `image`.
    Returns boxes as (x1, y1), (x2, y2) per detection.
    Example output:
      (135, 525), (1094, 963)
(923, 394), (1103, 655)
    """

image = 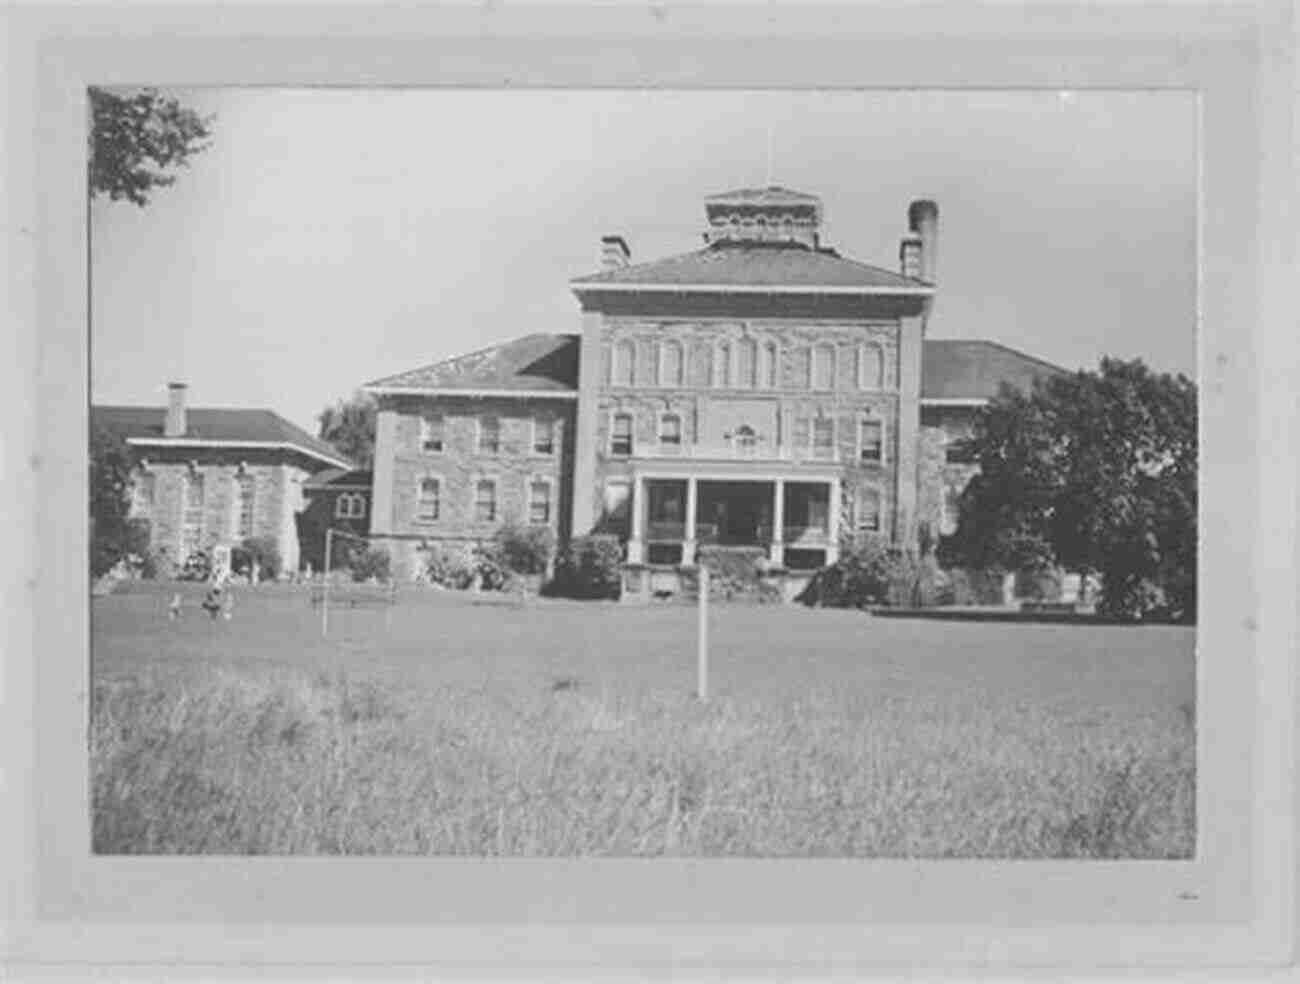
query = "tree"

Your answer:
(317, 392), (377, 469)
(941, 358), (1197, 621)
(89, 426), (136, 578)
(89, 87), (213, 205)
